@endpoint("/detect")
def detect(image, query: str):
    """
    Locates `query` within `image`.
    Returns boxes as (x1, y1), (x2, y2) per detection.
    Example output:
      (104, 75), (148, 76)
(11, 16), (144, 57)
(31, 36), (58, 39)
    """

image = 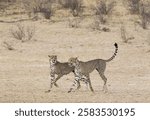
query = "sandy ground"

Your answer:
(0, 20), (150, 103)
(0, 1), (150, 103)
